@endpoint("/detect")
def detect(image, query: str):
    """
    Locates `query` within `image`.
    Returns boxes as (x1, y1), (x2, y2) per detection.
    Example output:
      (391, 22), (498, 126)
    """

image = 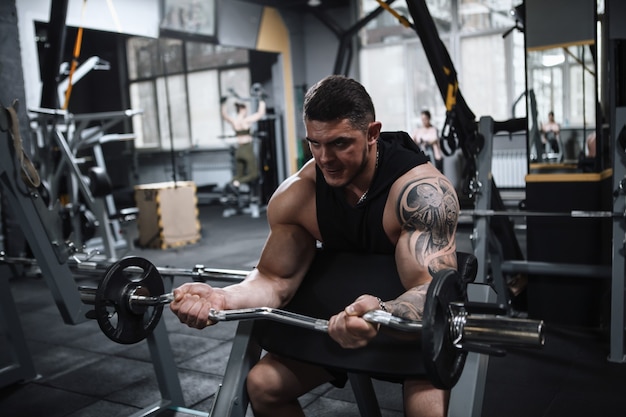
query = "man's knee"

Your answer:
(247, 357), (298, 406)
(404, 379), (449, 417)
(247, 362), (275, 404)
